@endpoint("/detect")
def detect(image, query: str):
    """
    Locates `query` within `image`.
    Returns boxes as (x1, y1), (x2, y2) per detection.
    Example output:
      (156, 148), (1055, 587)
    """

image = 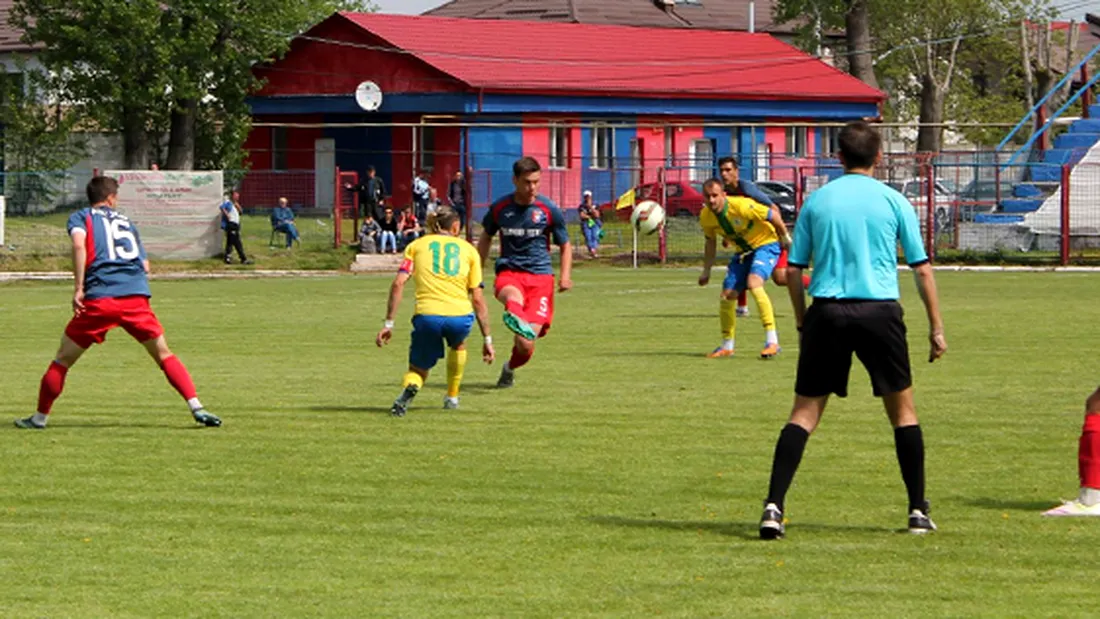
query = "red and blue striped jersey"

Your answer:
(66, 207), (150, 300)
(481, 194), (569, 275)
